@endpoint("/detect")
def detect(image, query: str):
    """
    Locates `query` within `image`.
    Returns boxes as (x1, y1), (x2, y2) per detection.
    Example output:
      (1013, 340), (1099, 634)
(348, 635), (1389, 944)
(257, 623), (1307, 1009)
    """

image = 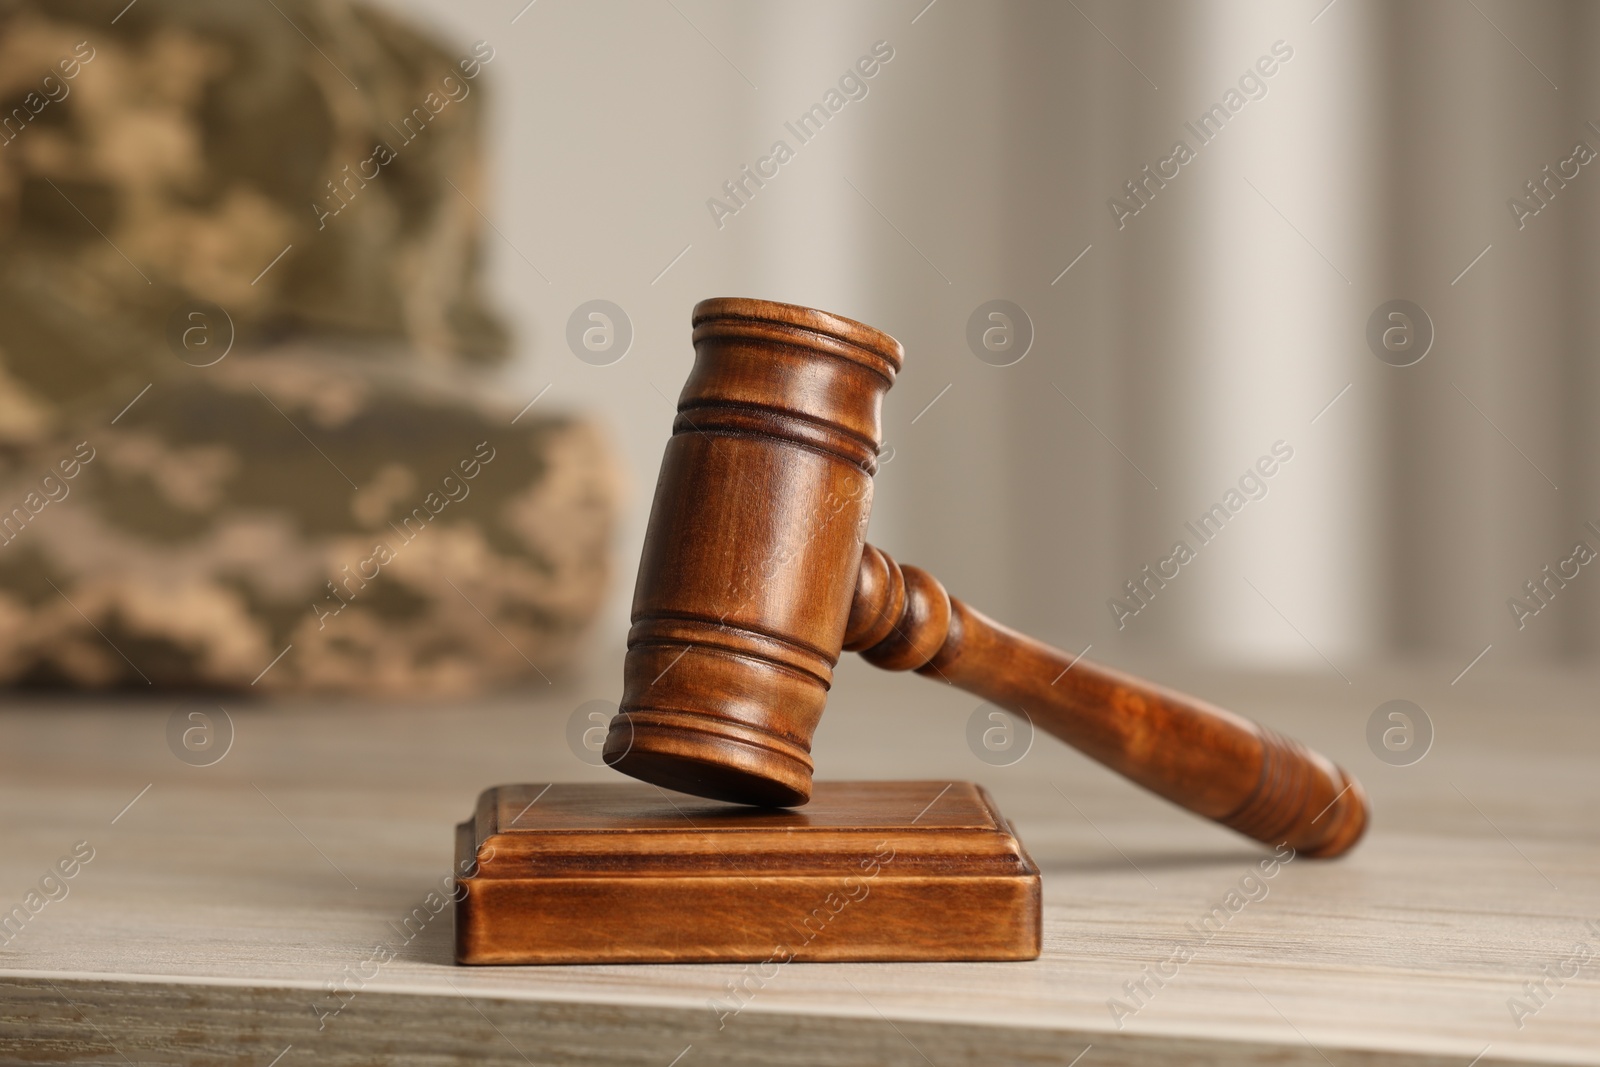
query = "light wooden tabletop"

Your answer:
(1, 655), (1596, 1066)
